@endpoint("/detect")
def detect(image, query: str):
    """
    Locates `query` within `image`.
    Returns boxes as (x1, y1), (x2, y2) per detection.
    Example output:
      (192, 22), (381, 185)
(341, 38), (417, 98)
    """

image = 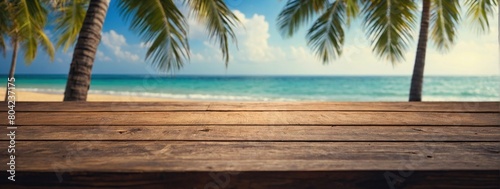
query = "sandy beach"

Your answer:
(0, 88), (176, 101)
